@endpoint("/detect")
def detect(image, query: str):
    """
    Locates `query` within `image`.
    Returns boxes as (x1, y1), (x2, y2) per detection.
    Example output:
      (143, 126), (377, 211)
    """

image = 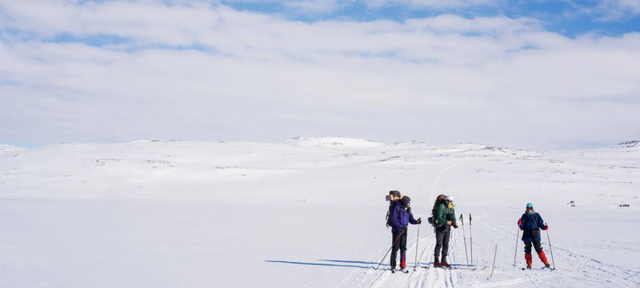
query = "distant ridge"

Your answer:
(285, 137), (385, 149)
(615, 140), (640, 148)
(0, 144), (25, 154)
